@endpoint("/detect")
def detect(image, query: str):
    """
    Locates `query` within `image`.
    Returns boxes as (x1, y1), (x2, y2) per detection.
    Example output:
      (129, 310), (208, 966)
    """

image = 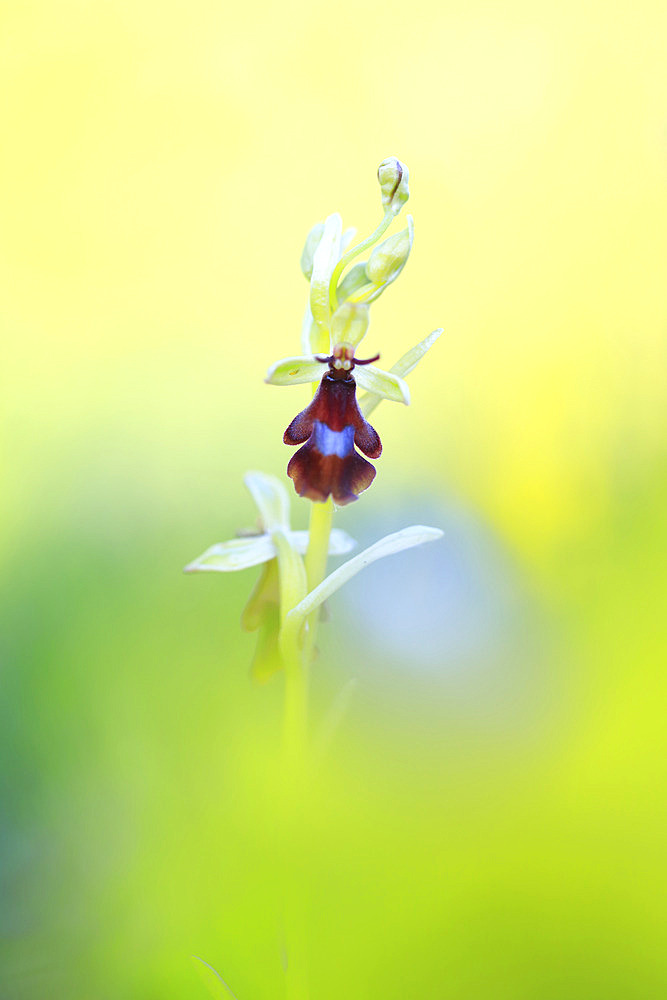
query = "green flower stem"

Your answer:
(280, 618), (309, 1000)
(303, 497), (333, 662)
(272, 529), (307, 772)
(274, 501), (333, 1000)
(281, 636), (307, 771)
(273, 530), (310, 1000)
(276, 498), (335, 810)
(275, 498), (334, 809)
(328, 210), (393, 315)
